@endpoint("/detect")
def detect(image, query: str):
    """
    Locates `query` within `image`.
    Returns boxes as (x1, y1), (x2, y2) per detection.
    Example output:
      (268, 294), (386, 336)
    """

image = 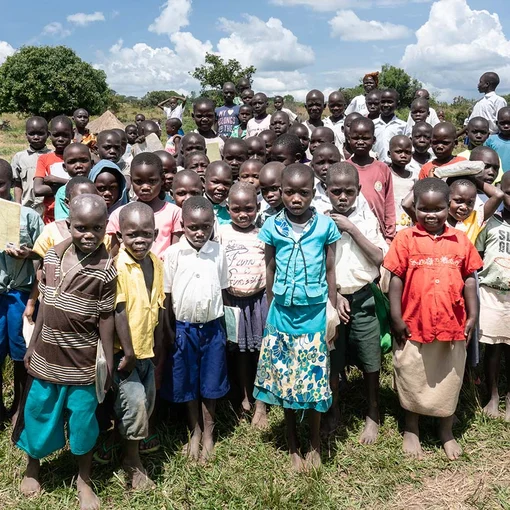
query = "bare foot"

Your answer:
(402, 431), (423, 460)
(20, 476), (41, 497)
(505, 394), (510, 423)
(251, 401), (268, 430)
(241, 397), (252, 414)
(200, 436), (215, 464)
(305, 449), (321, 470)
(442, 438), (463, 460)
(77, 475), (100, 510)
(182, 432), (201, 461)
(289, 452), (305, 472)
(123, 463), (155, 490)
(482, 397), (500, 418)
(320, 406), (340, 438)
(359, 415), (379, 445)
